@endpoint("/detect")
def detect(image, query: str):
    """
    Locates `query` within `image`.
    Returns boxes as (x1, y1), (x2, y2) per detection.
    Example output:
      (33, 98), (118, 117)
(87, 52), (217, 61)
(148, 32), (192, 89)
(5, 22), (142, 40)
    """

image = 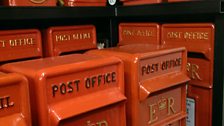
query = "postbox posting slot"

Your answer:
(139, 73), (189, 101)
(49, 88), (126, 125)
